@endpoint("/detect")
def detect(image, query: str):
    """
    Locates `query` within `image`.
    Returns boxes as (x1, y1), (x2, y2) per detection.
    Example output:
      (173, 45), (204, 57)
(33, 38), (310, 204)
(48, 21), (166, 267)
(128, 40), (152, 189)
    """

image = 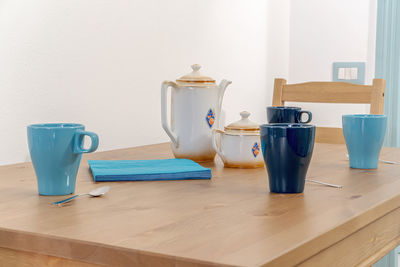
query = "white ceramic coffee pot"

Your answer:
(161, 64), (231, 162)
